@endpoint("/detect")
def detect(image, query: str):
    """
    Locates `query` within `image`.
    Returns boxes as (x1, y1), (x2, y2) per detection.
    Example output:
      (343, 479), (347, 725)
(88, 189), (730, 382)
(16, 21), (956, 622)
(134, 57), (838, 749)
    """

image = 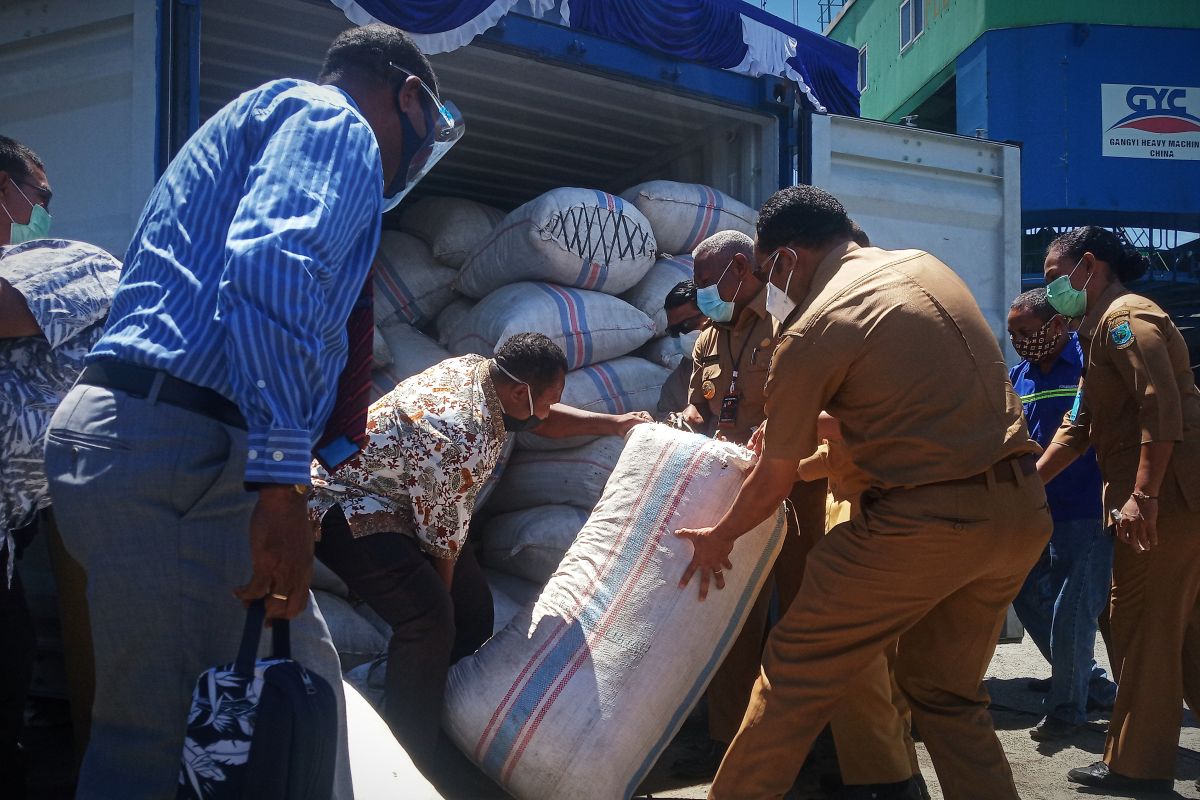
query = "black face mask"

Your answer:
(502, 413), (542, 433)
(385, 89), (437, 201)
